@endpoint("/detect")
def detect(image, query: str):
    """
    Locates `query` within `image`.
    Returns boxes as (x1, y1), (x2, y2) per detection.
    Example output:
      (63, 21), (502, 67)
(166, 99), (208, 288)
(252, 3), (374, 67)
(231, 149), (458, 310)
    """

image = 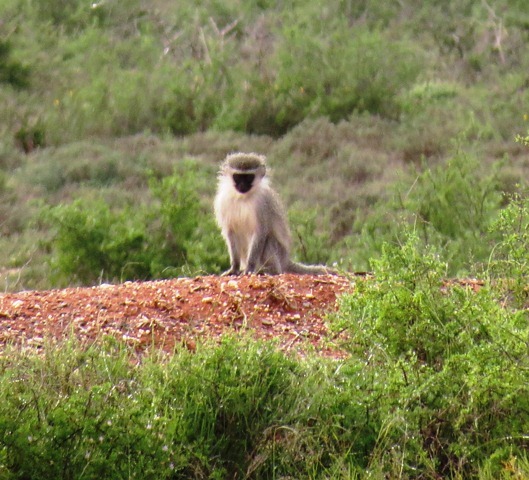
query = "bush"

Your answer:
(218, 22), (423, 136)
(488, 191), (529, 306)
(331, 232), (529, 478)
(0, 336), (375, 479)
(349, 151), (504, 274)
(46, 198), (153, 284)
(0, 40), (30, 89)
(45, 161), (227, 285)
